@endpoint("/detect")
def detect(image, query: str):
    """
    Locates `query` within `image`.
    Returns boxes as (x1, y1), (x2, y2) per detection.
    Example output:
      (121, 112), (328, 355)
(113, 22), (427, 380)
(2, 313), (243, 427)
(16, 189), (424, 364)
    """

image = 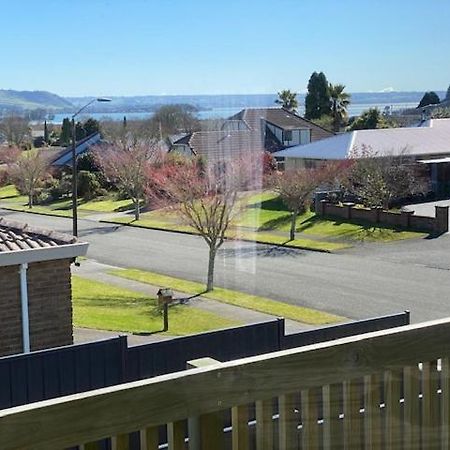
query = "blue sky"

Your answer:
(1, 0), (449, 96)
